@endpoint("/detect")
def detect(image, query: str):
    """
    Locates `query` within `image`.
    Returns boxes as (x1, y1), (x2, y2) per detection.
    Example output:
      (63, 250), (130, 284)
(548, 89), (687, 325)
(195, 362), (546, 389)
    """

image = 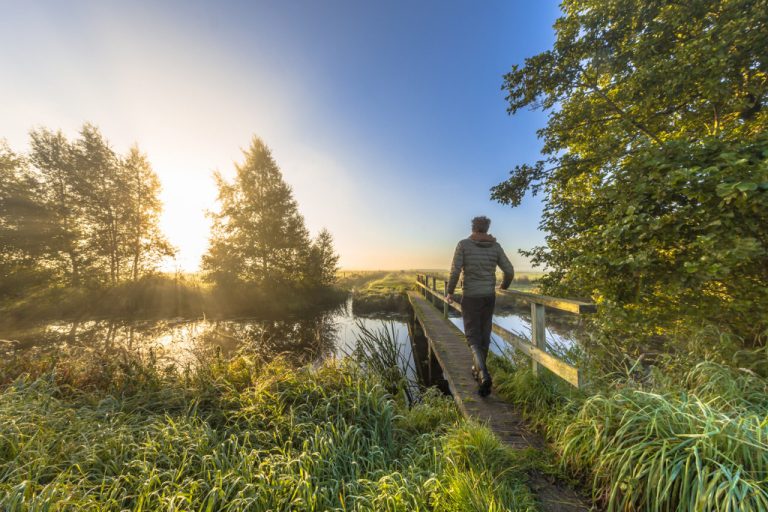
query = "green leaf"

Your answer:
(735, 182), (757, 192)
